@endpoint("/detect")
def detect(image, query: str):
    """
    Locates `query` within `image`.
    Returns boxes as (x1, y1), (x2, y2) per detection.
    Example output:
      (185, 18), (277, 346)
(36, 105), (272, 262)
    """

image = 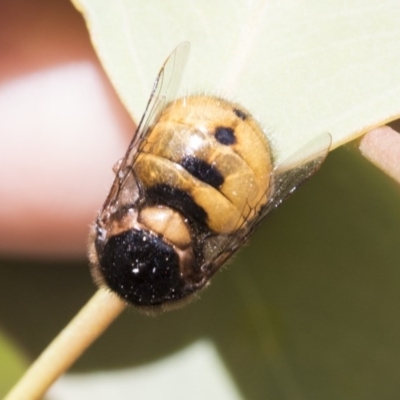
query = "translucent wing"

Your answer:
(99, 42), (190, 215)
(258, 132), (332, 223)
(203, 133), (332, 277)
(124, 41), (191, 168)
